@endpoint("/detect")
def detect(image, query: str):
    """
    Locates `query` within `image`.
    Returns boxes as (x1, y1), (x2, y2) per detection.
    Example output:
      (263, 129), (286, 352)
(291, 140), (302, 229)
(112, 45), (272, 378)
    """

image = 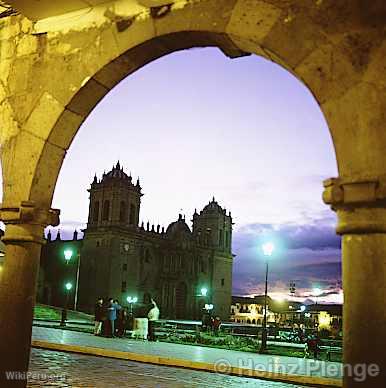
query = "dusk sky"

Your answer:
(1, 47), (341, 303)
